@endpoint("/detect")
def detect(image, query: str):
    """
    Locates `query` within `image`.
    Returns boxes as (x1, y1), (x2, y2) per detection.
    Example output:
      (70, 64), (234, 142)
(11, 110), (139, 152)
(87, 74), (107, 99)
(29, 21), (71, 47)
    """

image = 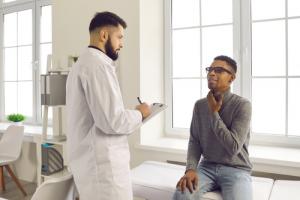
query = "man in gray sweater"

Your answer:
(173, 55), (252, 200)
